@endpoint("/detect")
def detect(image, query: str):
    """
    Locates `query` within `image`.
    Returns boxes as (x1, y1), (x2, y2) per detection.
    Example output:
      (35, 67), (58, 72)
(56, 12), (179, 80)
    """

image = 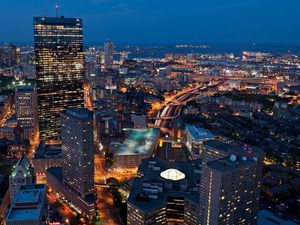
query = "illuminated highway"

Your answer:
(150, 83), (217, 131)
